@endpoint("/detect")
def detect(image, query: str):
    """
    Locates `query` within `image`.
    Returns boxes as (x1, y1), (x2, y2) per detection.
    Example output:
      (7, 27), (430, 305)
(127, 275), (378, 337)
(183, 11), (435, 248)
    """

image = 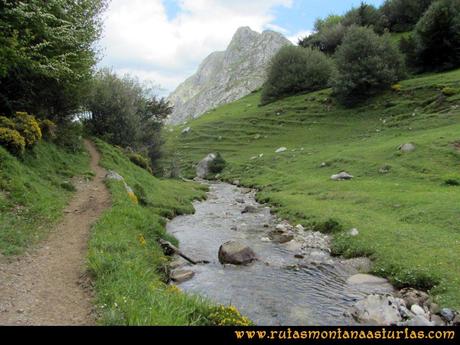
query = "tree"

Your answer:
(261, 46), (335, 105)
(332, 26), (405, 105)
(0, 0), (107, 119)
(380, 0), (435, 32)
(86, 69), (172, 168)
(342, 3), (382, 29)
(300, 23), (349, 55)
(413, 0), (460, 71)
